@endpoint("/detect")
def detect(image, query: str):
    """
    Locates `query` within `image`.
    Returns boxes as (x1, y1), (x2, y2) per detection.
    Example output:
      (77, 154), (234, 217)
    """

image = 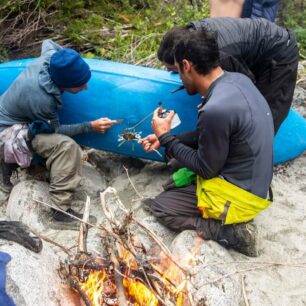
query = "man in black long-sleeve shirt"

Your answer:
(141, 29), (274, 257)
